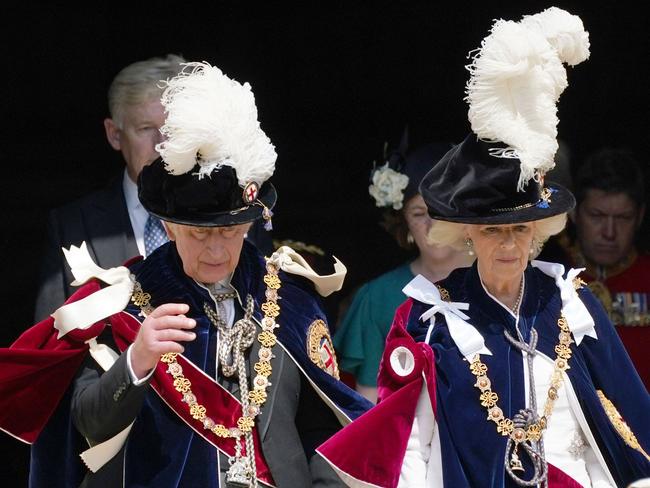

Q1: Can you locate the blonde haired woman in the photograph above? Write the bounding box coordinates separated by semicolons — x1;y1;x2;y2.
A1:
318;7;649;488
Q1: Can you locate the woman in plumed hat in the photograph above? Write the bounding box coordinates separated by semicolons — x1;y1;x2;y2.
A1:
334;131;470;403
0;62;371;488
318;7;650;488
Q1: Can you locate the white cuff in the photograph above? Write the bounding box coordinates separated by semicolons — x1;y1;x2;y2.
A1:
126;345;155;385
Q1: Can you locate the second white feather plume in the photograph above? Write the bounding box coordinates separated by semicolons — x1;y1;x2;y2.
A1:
465;7;589;190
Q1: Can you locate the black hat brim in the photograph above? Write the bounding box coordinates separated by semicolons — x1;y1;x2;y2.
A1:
139;158;277;227
430;182;574;225
147;182;277;227
420;135;576;225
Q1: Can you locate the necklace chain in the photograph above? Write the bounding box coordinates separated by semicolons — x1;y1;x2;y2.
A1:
510;277;524;314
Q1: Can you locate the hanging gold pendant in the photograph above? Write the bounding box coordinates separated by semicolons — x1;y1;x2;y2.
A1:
510;445;524;472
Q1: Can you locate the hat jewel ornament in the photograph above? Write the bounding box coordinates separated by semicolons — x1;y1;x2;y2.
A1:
465;7;590;190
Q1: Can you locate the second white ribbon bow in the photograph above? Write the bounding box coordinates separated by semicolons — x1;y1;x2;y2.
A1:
51;242;134;338
532;260;597;345
403;275;492;361
270;246;346;297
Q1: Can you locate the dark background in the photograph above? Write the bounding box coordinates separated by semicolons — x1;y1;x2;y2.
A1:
1;1;648;484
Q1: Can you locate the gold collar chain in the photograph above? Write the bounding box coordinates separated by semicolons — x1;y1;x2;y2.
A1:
158;258;281;439
131;259;283;487
469;312;573;449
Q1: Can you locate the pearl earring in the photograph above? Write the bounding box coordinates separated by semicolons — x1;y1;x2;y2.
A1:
465;237;474;256
407;232;415;244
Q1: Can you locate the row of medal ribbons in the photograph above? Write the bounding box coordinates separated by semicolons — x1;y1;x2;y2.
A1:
611;292;650;326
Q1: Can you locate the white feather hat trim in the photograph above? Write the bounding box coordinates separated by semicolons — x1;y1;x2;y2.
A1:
155;62;277;188
465;7;589;190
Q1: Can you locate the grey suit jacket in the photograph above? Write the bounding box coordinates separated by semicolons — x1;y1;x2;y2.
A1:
34;177;139;322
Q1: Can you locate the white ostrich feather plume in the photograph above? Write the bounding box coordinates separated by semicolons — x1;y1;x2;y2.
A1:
155;62;277;187
465;7;590;190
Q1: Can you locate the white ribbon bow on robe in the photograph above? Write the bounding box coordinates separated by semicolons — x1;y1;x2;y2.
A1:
51;242;134;338
402;275;492;361
269;246;346;297
531;260;597;345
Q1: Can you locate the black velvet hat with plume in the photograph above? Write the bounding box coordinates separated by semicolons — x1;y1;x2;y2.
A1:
420;7;590;224
139;62;277;228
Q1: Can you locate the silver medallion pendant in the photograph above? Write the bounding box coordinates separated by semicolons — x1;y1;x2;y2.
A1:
226;459;253;488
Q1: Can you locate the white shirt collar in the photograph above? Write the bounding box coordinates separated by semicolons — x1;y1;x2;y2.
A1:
122;170;141;212
122;170;148;256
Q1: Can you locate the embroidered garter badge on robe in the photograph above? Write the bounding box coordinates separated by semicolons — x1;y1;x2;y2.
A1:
307;319;340;379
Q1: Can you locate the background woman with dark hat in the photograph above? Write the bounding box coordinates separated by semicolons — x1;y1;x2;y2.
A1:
0;62;371;488
318;7;649;488
334;131;470;403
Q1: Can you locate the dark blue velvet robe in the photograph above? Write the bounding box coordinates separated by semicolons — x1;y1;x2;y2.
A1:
405;263;650;488
29;241;371;487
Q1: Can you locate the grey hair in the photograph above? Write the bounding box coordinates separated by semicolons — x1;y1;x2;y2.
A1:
427;213;567;260
107;54;186;127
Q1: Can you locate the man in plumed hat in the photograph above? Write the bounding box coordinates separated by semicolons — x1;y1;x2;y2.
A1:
33;54;274;325
0;62;371;487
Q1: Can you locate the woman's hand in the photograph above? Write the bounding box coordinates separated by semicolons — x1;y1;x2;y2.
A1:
130;303;196;379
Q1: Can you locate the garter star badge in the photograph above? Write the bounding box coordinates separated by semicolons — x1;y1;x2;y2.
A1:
243;181;259;204
307;319;340;379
